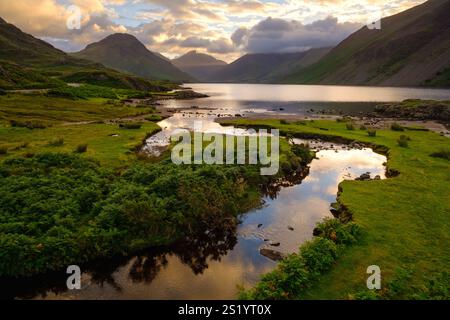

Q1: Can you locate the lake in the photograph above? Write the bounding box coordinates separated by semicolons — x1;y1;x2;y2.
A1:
161;83;450;115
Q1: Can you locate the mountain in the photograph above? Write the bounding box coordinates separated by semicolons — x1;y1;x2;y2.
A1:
0;18;172;90
283;0;450;87
206;48;330;83
73;34;194;82
154;52;171;62
172;50;227;82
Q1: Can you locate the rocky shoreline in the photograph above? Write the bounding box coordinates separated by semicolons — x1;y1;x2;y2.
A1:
373;99;450;123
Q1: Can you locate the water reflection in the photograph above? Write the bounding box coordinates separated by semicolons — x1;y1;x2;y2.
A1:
2;142;387;300
161;83;450;113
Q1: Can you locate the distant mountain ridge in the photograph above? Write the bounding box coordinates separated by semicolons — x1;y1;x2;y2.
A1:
205;48;331;83
0;18;175;90
282;0;450;87
172;50;227;82
73;34;195;82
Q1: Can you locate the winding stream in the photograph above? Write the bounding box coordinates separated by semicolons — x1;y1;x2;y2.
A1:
2;121;386;299
11;83;438;300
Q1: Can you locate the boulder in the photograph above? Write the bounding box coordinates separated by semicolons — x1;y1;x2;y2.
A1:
260;248;286;261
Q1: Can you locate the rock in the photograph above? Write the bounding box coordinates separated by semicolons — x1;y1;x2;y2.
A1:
260;248;286;261
313;227;321;236
330;208;340;218
288;226;294;231
356;172;372;181
269;241;281;247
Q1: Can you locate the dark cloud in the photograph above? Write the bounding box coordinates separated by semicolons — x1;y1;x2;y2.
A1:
231;27;249;47
232;16;361;53
207;38;235;54
180;36;211;47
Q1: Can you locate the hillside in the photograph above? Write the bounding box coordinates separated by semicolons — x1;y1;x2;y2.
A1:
283;0;450;87
73;34;195;83
207;48;330;83
0;18;174;91
172;50;227;82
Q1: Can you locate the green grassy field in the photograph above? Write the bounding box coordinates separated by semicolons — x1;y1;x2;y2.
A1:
0;93;161;166
223;118;450;299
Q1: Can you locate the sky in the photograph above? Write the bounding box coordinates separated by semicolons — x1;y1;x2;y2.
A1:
0;0;426;62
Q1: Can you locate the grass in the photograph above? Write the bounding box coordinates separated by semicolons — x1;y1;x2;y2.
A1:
430;149;450;161
47;84;151;100
397;135;411;148
391;123;405;131
223;118;450;299
0;93;161;166
119;122;143;129
0;93;154;125
0;122;160;166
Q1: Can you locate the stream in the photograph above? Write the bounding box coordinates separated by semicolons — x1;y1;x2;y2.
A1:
1;113;386;300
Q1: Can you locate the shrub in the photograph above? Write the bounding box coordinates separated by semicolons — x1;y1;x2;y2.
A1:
314;218;361;245
10;120;47;129
431;149;450;161
359;125;367;130
336;117;352;123
75;144;88;153
120;122;142;129
12;142;29;151
292;143;313;165
346;123;355;131
48;137;64;147
300;238;338;276
368;129;377;137
391;123;405;131
281;161;292;174
145;115;163;122
397;135;410;148
280;119;289;125
0;146;7;155
240;237;339;300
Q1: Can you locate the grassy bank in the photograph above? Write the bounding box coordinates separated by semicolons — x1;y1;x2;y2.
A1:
0;92;312;277
223;118;450;299
0;92;163;166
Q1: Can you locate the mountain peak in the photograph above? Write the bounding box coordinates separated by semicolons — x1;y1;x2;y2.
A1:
74;33;194;82
173;51;227;67
92;33;144;49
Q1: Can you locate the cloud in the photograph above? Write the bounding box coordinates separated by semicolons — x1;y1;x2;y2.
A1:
207;38;235;54
232;16;361;53
0;0;426;61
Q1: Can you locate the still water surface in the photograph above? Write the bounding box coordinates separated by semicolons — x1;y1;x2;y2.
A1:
162;83;450;115
3;141;386;300
3;84;413;300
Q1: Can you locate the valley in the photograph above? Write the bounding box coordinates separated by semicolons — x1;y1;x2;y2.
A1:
0;0;449;302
